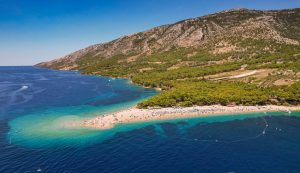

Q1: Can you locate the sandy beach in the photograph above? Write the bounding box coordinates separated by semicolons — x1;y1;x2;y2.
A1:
80;105;300;129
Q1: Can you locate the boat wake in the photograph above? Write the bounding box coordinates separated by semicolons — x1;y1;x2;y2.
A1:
18;85;29;92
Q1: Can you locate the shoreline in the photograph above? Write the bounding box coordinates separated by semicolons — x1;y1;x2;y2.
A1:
79;105;300;129
34;68;300;130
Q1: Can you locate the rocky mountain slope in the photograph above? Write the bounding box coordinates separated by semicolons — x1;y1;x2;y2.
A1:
37;8;300;71
37;8;300;107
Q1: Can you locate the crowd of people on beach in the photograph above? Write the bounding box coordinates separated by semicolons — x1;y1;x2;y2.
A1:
82;105;297;129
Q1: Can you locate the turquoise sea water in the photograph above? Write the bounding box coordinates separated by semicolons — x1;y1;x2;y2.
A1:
1;66;300;173
2;66;157;148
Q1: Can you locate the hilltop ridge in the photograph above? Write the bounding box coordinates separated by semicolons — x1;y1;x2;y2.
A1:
37;8;300;70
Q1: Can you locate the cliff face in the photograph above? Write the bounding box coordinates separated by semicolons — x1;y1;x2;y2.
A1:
36;8;300;70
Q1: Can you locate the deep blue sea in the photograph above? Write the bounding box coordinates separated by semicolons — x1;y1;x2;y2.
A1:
0;66;300;173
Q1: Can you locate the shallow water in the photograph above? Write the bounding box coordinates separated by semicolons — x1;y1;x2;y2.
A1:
1;66;157;148
1;66;300;173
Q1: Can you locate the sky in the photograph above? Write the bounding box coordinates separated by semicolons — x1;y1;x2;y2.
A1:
1;0;300;66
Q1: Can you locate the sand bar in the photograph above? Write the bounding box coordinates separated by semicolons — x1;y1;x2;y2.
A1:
79;105;300;129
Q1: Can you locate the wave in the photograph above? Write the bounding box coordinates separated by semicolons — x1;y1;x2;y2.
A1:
35;75;49;81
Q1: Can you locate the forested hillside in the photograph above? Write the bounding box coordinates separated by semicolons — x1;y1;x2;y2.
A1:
37;8;300;108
